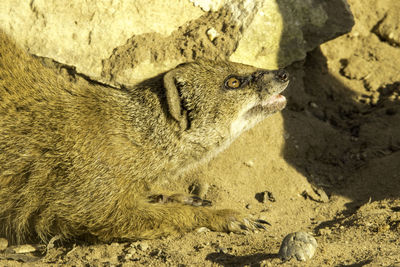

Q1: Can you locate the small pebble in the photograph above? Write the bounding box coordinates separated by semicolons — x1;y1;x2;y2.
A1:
206;28;219;42
377;224;390;233
319;228;332;236
7;244;41;254
196;227;211;233
278;231;317;262
217;246;228;254
127;247;136;255
302;188;329;203
244;160;254;167
255;191;276;203
188;181;209;198
283;132;290;139
315;188;329;203
138;242;149;251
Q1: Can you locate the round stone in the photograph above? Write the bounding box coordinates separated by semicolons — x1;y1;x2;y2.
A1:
278;231;317;262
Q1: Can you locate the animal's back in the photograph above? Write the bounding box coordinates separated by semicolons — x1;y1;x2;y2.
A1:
0;30;182;243
0;31;131;242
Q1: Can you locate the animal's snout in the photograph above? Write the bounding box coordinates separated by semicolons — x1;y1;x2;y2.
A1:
275;70;289;83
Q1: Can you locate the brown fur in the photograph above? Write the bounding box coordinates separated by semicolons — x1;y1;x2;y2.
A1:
0;30;289;244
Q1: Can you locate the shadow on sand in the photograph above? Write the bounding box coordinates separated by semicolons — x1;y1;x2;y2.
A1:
276;1;400;209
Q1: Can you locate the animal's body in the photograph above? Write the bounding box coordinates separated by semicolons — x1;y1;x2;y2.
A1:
0;30;289;243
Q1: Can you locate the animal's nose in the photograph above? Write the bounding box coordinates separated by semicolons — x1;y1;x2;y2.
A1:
275;70;289;83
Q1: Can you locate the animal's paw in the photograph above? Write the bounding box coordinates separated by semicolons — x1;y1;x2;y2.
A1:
208;209;270;234
227;217;270;233
148;193;212;207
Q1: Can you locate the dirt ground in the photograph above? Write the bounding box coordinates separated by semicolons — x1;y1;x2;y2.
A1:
1;0;400;266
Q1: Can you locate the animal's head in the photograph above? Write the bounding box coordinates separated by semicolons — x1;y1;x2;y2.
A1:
163;59;289;138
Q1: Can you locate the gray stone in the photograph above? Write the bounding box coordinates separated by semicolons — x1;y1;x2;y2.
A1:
278;231;317;262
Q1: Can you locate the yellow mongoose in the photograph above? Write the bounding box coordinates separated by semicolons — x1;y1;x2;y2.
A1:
0;30;289;244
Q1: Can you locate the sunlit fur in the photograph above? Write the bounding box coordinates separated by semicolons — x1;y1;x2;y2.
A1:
0;30;288;244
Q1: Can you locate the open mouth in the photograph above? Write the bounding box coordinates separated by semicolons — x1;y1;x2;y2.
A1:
246;94;287;116
244;69;289;117
261;94;286;109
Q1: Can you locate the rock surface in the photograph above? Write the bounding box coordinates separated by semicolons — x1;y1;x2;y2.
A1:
0;0;204;81
230;0;354;69
373;1;400;47
0;0;353;86
278;232;317;262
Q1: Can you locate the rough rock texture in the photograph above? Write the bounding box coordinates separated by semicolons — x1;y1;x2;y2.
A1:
372;1;400;47
0;0;353;86
0;0;204;80
278;231;317;262
231;0;354;68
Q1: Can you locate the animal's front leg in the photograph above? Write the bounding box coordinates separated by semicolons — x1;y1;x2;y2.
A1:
90;201;269;241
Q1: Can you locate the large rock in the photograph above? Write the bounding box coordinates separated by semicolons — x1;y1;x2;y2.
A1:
231;0;355;68
0;0;353;86
0;0;204;80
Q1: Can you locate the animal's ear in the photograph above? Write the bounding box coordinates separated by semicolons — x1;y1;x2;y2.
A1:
163;69;188;130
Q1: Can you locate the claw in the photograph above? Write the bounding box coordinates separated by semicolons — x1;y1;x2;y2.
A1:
148;194;167;203
226;217;269;233
256;223;267;230
188;196;212;207
256;219;271;226
201;199;212;206
240;224;249;231
148;194;212;207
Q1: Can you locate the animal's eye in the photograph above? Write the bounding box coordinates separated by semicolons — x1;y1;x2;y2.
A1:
225;77;241;89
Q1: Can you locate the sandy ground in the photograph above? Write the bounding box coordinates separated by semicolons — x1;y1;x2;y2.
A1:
1;0;400;266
